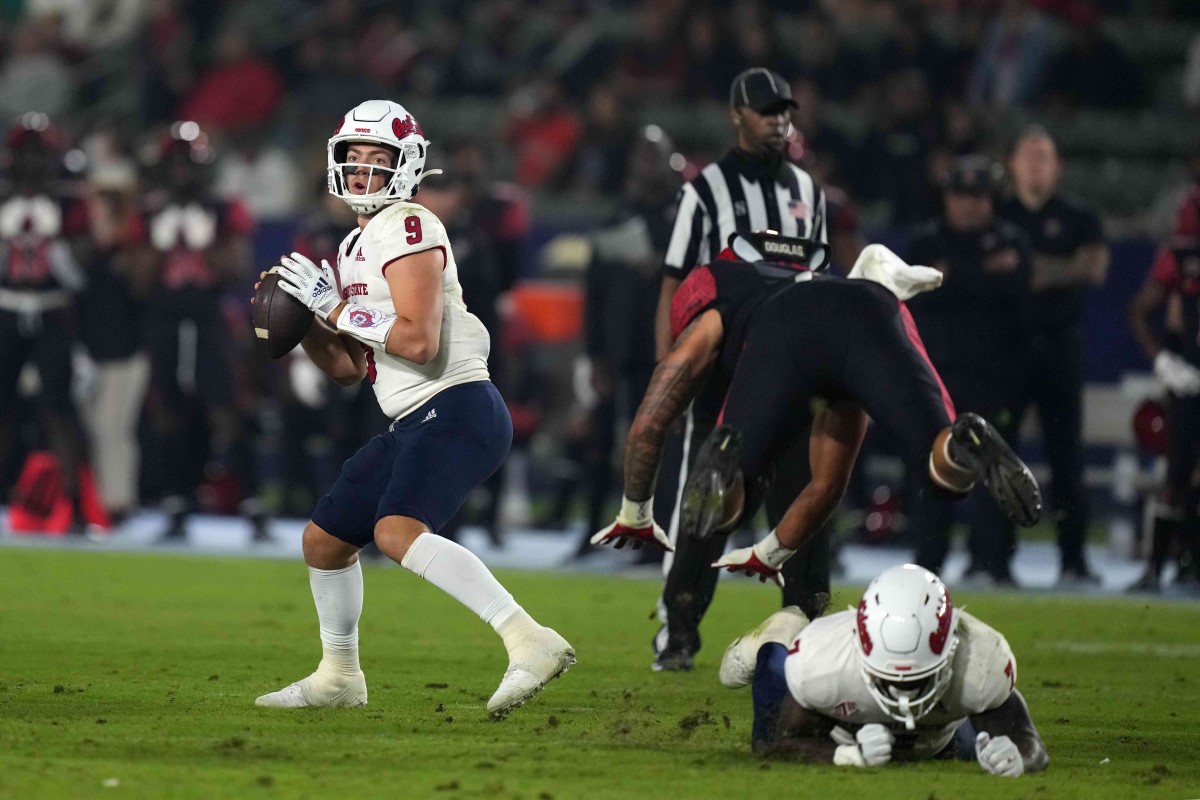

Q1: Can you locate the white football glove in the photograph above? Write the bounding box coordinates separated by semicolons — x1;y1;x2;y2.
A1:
590;496;672;551
833;723;894;767
1153;350;1200;396
849;243;943;301
975;732;1024;777
274;252;341;320
712;531;795;587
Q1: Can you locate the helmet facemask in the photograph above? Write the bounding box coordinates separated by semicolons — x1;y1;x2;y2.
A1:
861;637;957;730
328;139;428;215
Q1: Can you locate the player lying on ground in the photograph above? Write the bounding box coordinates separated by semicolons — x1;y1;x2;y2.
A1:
719;564;1048;775
252;100;573;719
592;233;1042;587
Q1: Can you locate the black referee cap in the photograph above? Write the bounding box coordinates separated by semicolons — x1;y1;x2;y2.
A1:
729;68;798;114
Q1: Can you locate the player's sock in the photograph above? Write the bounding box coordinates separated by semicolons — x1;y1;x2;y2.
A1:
1149;513;1181;580
929;427;975;493
750;642;790;749
309;561;364;679
401;531;528;633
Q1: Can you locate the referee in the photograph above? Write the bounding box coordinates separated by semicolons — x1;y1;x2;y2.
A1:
650;68;828;672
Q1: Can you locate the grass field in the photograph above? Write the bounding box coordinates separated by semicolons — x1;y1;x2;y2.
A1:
1;549;1198;799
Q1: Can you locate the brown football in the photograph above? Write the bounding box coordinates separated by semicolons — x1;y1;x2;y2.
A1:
252;272;314;359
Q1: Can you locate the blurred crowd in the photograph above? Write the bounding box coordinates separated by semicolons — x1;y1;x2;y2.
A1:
0;0;1197;588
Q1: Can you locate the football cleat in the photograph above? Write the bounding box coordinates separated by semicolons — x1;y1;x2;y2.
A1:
680;425;744;541
947;413;1042;527
254;669;368;708
487;626;575;720
719;606;809;689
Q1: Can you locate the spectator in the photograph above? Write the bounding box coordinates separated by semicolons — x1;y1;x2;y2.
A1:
505;78;582;189
793;9;867;104
682;9;739;103
876;2;957;101
138;0;196;127
214;126;302;223
613;2;686;101
0;20;74;122
968;0;1054;108
179;26;284;135
570;83;633;198
1042;4;1145;110
790;77;855;201
857;70;939;224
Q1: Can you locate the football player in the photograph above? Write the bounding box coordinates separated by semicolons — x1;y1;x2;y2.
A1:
0;114;89;530
719;564;1048;776
592;234;1041;589
254;100;574;718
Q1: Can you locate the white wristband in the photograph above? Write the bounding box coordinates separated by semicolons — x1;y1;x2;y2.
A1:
753;530;796;569
833;744;866;767
335;302;397;346
617;495;654;527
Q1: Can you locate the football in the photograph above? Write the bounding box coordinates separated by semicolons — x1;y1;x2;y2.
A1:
252;272;314;359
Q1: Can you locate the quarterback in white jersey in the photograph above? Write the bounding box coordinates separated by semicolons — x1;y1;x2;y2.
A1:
721;564;1047;776
254;100;573;719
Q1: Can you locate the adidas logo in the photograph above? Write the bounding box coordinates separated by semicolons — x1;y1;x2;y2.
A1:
354;247;366;262
421;408;437;423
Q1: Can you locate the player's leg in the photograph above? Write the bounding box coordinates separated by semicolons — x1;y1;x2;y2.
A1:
1033;330;1094;581
719;606;809;689
32;309;87;523
255;433;394;708
0;310;31;479
841;287;1040;527
1134;394;1200;591
370;381;574;719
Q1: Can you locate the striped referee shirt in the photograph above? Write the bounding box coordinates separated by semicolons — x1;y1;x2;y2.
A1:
664;148;827;279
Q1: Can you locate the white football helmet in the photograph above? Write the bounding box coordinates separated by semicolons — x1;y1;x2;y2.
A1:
327;100;440;215
855;564;959;730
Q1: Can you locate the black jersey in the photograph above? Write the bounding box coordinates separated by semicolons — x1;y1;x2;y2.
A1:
998;193;1104;330
670;248;821;389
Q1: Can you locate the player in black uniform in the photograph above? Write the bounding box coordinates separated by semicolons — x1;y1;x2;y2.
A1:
139;123;267;542
0;116;89;530
593;232;1041;588
998;127;1109;585
1128;236;1200;591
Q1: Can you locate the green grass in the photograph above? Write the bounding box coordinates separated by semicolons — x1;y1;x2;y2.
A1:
1;549;1198;799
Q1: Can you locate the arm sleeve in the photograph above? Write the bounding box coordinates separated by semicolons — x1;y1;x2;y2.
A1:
377;205;449;274
663;183;709;281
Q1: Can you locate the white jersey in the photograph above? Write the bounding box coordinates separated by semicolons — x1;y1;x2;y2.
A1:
784;609;1015;759
334;201;491;420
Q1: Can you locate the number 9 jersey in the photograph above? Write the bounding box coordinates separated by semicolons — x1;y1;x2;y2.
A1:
334;201;491;420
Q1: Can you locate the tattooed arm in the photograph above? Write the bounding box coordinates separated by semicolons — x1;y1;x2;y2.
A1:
624;309;725;501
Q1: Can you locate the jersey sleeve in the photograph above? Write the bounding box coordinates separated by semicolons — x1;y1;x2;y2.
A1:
663;183;710;280
956;613;1017;714
377;205;449;275
669;265;718;340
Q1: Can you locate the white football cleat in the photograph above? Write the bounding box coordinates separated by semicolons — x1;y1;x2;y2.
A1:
254;669;368;708
719;606;809;689
487;626;575;720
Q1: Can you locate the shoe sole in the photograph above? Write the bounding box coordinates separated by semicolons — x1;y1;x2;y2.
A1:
681;426;743;541
952;414;1042;527
488;650;576;721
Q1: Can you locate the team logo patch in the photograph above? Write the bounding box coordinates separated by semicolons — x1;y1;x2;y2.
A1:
833;701;857;719
392;114;423;140
355;247;366;262
348;308;385;328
